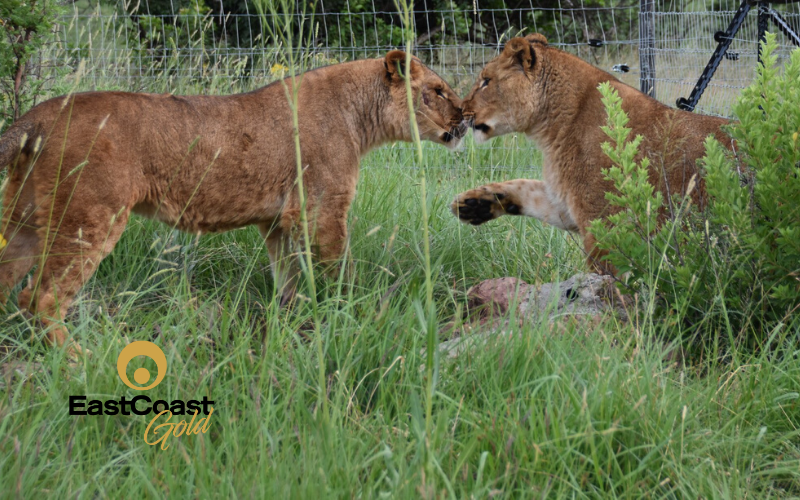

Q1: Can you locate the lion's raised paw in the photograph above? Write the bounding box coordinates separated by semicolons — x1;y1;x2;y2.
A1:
451;186;521;225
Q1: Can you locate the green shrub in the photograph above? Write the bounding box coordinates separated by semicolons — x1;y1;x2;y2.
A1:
591;33;800;345
129;0;215;53
0;0;63;126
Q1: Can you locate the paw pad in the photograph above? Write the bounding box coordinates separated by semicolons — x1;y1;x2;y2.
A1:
452;189;516;226
454;198;497;225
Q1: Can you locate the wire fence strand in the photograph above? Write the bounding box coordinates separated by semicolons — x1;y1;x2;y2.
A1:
40;1;800;118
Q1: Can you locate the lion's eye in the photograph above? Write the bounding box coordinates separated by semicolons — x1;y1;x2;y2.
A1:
435;88;445;98
480;78;490;89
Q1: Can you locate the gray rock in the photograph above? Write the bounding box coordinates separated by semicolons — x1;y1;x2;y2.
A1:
467;272;626;323
430;273;629;359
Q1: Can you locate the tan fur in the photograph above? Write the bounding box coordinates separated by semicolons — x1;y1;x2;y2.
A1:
451;34;730;272
0;51;464;350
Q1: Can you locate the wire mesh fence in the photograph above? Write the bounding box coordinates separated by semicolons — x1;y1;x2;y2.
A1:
36;1;800;119
649;0;800;116
48;1;641;95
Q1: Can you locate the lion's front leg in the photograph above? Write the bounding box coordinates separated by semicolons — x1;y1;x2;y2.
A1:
311;192;355;281
259;225;300;307
287;191;354;274
451;179;577;231
580;231;618;276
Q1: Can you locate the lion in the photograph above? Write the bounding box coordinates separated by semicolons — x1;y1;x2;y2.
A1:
451;34;730;272
0;50;465;351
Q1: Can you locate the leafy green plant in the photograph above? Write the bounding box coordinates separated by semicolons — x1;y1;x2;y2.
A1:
591;33;800;345
0;0;63;126
134;1;214;54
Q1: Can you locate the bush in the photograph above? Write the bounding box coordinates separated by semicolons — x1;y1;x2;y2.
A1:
591;33;800;346
0;0;63;126
126;0;215;52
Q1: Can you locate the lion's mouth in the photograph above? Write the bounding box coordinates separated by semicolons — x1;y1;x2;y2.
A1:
467;117;494;144
442;122;468;143
462;115;494;134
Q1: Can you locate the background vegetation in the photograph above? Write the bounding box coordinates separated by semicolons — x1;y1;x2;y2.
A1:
0;0;64;124
125;0;636;47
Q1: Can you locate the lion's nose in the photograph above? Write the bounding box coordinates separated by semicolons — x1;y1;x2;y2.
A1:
461;93;475;107
461;114;475;129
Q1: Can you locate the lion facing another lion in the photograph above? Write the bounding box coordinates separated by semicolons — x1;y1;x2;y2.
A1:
452;34;731;271
1;34;736;352
0;51;465;351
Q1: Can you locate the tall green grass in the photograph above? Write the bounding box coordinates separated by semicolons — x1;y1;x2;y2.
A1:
1;140;798;497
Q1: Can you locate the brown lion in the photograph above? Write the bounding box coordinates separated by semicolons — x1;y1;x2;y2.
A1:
0;51;465;351
451;34;731;272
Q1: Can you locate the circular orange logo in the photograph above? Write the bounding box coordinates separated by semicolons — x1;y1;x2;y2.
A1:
117;341;167;391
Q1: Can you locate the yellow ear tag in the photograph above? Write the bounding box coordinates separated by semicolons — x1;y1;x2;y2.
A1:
0;234;6;251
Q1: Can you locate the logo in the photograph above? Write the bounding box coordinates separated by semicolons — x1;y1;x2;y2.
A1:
69;341;215;450
117;341;167;390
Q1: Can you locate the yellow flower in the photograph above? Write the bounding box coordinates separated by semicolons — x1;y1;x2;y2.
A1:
0;233;7;251
270;63;289;76
793;131;798;143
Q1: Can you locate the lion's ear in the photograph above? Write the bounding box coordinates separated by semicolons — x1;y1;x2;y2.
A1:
525;33;548;46
503;37;535;70
384;50;422;81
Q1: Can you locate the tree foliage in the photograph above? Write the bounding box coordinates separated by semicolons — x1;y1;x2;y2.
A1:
0;0;63;125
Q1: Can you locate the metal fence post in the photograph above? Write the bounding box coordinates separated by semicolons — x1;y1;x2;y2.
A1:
758;1;770;64
639;0;657;98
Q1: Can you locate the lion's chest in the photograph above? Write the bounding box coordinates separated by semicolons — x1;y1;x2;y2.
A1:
541;159;579;231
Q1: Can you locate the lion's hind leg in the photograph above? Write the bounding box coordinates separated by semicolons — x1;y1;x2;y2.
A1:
451;179;577;231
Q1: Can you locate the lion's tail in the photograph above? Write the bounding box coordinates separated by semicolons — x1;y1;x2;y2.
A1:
0;119;39;174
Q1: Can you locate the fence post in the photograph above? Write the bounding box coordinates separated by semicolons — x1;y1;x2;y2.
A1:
757;1;770;65
639;0;656;98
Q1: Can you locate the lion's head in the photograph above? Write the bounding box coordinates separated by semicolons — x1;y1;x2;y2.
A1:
384;51;466;149
461;34;549;143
